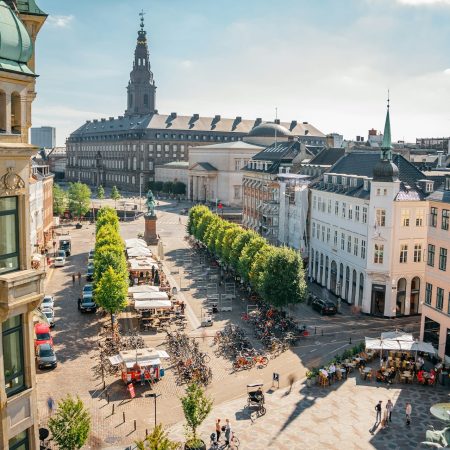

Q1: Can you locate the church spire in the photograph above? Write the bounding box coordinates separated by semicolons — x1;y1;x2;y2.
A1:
125;10;157;116
381;91;392;161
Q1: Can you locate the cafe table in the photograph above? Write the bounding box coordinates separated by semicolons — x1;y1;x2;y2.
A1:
430;403;450;422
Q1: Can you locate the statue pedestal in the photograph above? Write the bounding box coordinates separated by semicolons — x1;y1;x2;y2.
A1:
144;214;158;245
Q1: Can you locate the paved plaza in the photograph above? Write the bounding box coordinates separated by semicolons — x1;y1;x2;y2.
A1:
35;200;446;449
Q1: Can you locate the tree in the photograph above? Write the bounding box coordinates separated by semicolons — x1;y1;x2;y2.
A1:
238;234;267;282
259;247;307;307
162;181;174;194
153;181;163;192
96;208;119;234
173;181;186;196
48;395;91;450
111;185;121;208
203;215;222;253
95;224;122;250
68;182;91;219
194;211;215;242
214;221;235;259
94;244;127;286
221;226;241;265
53;184;67;216
95;266;128;325
147;181;156;192
97;185;105;199
135;424;181;450
229;230;253;271
249;245;272;292
181;383;213;448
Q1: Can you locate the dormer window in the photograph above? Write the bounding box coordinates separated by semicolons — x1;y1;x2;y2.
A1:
425;182;433;193
364;179;369;191
332;176;337;184
342;177;347;186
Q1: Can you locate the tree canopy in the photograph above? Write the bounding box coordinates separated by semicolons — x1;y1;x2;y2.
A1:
95;266;128;315
111;186;121;201
68;182;91;219
97;185;105;199
53;184;67;216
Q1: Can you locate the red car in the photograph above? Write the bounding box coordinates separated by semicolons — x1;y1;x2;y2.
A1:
34;323;53;350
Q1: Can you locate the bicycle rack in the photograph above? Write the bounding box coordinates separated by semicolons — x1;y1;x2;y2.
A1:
246;304;259;315
225;282;236;295
219;294;233;312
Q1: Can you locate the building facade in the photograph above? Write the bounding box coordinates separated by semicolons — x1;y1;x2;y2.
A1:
420;176;450;361
66;17;324;193
309;106;436;317
0;1;47;449
154;161;189;186
188;141;262;207
30;126;55;149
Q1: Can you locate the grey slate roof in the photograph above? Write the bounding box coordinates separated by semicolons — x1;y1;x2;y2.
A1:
69;114;325;138
190;162;217;171
306;147;345;166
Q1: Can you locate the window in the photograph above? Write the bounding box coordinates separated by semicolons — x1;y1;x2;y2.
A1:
321;225;325;241
400;244;408;263
355;205;360;222
233;186;241;199
439;247;447;271
326;228;330;243
436;288;445;310
414;243;422;262
376;209;386;227
442;210;449;231
376;188;381;196
235;159;242;171
428;244;435;267
361;240;366;259
383;189;387;195
348;205;353;220
335;201;339;215
401;209;410;227
431;207;438;227
425;283;433;305
312;222;316;238
0;197;19;274
313;196;317;210
416;209;424;227
327;199;332;214
347;235;351;253
341;233;345;251
354;237;359;256
362;207;367;224
9;429;29;450
342;202;346;218
3;315;25;397
333;230;338;247
374;244;384;264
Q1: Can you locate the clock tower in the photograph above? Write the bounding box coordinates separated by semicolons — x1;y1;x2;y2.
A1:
125;11;157;116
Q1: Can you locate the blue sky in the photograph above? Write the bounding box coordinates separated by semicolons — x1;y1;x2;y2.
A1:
34;0;450;146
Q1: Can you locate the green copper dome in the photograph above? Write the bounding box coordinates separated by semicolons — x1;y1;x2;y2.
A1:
0;0;34;76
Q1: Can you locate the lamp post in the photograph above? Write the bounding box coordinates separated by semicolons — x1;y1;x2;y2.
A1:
146;393;161;428
336;281;341;314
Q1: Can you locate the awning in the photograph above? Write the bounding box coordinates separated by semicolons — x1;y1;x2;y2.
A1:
32;254;42;262
125;358;161;368
108;349;170;366
134;300;172;310
128;285;161;294
127;247;152;257
133;292;169;301
365;337;436;354
125;238;148;249
381;331;413;341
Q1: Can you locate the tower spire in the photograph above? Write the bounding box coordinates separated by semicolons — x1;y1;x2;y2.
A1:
381;90;392;161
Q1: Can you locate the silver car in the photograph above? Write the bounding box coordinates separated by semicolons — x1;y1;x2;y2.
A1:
36;343;57;370
42;309;55;328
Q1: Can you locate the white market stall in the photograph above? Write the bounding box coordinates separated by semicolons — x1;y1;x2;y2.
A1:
127;247;152;258
125;238;148;249
134;300;172;311
133;292;169;301
128;285;161;294
365;336;436;354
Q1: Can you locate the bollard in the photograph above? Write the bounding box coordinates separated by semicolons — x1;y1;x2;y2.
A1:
314;327;317;335
103;381;106;390
107;393;110;404
123;411;126;423
134;420;137;431
146;429;148;437
112;404;115;415
349;337;352;344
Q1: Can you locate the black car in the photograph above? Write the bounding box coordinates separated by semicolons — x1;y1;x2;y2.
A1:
86;265;94;282
312;298;337;315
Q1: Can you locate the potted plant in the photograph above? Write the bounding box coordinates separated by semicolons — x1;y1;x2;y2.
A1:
135;424;180;450
181;383;213;450
306;368;318;387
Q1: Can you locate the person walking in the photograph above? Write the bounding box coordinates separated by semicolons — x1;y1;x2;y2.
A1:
47;396;55;416
386;399;394;422
72;273;75;285
215;418;221;442
405;402;412;426
375;400;382;423
77;271;81;285
224;419;232;446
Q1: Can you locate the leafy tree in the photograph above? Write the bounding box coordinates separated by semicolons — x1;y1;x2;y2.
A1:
229;230;254;272
153;181;164;192
147;181;156;192
68;182;91;219
95;266;128;325
53;184;67;216
111;185;121;208
260;247;307;307
135;424;181;450
162;181;174;194
188;205;211;237
194;211;215;242
214;221;235;259
221;226;241;264
48;395;91;450
203;215;221;252
249;245;272;291
238;234;267;281
95;224;122;250
94;244;127;286
97;185;105;199
96;207;119;233
181;383;213;448
173;181;186;196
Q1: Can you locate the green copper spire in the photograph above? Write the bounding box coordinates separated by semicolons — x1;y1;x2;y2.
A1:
381;92;392;161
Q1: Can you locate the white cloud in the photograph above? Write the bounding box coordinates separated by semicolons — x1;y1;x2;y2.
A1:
444;68;450;75
47;15;74;28
396;0;450;5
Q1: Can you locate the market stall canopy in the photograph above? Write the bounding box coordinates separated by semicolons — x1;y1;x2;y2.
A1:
128;285;161;294
127;247;152;257
134;300;172;310
108;348;169;367
381;331;413;341
128;257;158;272
133;292;169;301
365;337;436;354
125;238;148;249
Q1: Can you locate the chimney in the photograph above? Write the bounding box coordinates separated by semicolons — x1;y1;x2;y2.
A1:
437;151;444;168
274;118;281;125
192;113;199;121
214;114;221;122
290;120;297;131
109;117;114;121
101;118;106;122
254;118;262;127
170;112;177;119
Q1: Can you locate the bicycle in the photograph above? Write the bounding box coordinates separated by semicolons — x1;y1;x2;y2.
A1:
230;433;240;449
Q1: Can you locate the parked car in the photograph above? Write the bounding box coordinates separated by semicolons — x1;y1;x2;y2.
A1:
83;284;94;295
42;309;55;328
36;343;57;370
41;295;54;310
54;256;65;267
311;298;337;315
34;323;53;349
89;249;95;258
78;292;97;313
86;265;94;282
56;250;66;258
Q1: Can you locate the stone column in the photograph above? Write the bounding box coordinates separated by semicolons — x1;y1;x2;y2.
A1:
144;213;158;245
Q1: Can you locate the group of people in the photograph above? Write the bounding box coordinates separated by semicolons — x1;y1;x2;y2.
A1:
212;418;232;447
374;400;412;430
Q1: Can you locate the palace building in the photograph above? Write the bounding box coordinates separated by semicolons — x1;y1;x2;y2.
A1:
65;15;325;192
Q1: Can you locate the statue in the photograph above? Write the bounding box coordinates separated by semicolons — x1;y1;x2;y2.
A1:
145;189;156;217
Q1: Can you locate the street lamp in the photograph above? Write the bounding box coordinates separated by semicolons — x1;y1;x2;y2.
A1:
145;393;161;428
336;281;341;314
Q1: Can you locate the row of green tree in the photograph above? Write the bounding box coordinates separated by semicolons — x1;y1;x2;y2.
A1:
187;205;307;308
147;180;186;195
93;206;128;325
53;182;122;218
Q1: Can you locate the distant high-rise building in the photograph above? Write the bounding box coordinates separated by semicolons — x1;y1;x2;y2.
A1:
30;126;56;148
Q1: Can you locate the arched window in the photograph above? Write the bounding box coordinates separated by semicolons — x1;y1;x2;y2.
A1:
0;90;6;132
11;92;21;134
339;263;344;296
133;156;137;171
319;253;324;285
128;93;133;109
358;273;364;306
330;260;337;294
325;256;329;288
345;266;350;300
351;269;357;304
315;251;319;280
144;94;149;107
410;277;420;314
396;278;407;315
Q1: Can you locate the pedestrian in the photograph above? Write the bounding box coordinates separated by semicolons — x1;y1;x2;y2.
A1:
375;400;382;423
77;271;81;285
215;418;221;442
72;273;75;285
382;409;389;429
386;399;394;422
47;396;55;416
405;402;412;426
224;419;232;446
179;217;182;224
287;373;297;393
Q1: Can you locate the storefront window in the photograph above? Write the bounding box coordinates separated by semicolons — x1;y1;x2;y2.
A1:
424;317;440;350
3;315;25;397
9;429;29;450
0;196;19;274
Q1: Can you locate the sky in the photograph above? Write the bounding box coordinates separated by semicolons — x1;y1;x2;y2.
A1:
33;0;450;146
